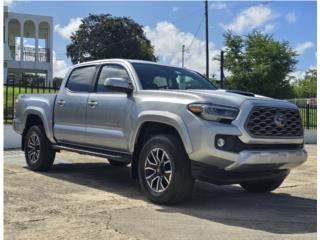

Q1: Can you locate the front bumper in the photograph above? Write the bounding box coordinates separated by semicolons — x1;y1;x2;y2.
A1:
224;148;307;172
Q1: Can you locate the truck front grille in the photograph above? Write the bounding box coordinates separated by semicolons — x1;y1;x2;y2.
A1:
246;106;303;138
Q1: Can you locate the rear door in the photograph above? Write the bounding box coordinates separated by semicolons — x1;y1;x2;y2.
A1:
54;65;97;145
85;64;133;151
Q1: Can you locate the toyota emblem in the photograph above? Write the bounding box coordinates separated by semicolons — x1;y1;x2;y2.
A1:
274;112;286;128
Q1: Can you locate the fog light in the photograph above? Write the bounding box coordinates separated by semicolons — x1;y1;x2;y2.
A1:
217;138;225;148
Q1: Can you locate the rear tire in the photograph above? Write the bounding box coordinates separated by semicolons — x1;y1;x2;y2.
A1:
108;159;128;167
24;125;55;171
240;175;287;193
138;134;194;204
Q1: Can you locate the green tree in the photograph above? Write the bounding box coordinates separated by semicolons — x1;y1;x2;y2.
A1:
53;77;63;89
223;30;297;98
66;14;156;64
208;73;220;87
293;68;317;98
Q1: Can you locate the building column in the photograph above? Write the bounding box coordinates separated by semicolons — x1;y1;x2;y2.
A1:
20;20;24;62
4;18;8;44
47;70;53;87
49;19;53;86
4;65;8;84
35;22;39;63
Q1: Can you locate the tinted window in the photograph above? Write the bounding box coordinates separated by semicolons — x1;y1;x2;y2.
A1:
66;66;96;92
96;64;130;92
132;63;216;90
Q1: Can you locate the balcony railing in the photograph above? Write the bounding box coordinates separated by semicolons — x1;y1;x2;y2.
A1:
23;47;36;62
38;48;50;62
9;46;50;62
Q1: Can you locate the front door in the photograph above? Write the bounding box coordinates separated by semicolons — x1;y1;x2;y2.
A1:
85;64;133;151
54;65;97;145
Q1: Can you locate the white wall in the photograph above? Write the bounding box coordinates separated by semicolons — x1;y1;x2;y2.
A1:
304;129;317;144
4;125;21;149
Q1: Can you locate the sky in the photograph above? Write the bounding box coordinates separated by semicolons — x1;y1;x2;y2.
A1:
6;0;317;79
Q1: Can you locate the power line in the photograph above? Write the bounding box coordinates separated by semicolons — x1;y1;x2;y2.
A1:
186;16;204;52
182;44;185;67
90;8;204;51
205;0;209;78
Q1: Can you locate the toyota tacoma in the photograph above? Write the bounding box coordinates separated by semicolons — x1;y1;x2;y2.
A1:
13;59;307;204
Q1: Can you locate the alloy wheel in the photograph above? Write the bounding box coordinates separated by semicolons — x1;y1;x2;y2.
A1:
27;133;41;164
144;148;173;193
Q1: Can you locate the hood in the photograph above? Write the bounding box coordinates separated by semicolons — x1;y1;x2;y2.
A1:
172;89;272;107
136;89;284;109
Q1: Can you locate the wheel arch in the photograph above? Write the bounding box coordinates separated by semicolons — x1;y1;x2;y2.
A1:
22;108;54;150
130;112;193;178
129;111;193;154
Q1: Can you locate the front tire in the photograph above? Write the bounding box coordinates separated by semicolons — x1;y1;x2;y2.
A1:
138;134;194;204
24;125;56;171
240;175;287;193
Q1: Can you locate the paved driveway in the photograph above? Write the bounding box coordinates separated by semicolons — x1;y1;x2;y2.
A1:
4;145;316;240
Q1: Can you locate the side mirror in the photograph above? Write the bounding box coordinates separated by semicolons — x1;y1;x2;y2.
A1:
103;78;133;93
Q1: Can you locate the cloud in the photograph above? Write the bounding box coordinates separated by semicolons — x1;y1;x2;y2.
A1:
144;21;220;77
286;12;297;24
210;2;228;10
288;70;305;80
4;0;15;6
295;41;314;55
54;18;82;40
263;24;274;33
53;51;69;78
288;65;316;81
219;4;277;33
172;6;180;12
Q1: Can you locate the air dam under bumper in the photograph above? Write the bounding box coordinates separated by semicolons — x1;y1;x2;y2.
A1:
224;148;308;172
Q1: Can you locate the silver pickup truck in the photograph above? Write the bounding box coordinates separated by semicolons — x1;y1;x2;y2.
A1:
13;59;307;204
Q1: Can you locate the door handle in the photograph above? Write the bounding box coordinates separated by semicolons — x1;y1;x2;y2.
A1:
57;99;66;107
88;100;98;108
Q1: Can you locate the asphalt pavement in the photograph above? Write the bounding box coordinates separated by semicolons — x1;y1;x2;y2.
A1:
4;145;316;240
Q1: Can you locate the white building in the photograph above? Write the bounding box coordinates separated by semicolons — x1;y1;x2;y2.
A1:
4;6;53;86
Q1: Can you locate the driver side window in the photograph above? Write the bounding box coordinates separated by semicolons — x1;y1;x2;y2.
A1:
96;64;130;92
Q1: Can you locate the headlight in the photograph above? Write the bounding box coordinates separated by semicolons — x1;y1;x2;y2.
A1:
188;103;239;122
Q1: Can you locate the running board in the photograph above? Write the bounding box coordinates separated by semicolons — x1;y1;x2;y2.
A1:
53;144;131;163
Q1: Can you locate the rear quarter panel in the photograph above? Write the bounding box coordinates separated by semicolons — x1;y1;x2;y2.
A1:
14;94;57;143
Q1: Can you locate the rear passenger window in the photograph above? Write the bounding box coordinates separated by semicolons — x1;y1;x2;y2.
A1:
66;66;96;92
96;64;130;92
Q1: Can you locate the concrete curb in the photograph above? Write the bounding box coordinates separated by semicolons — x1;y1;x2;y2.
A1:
4;125;21;150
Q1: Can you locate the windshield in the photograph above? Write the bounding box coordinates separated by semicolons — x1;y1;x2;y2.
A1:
132;63;216;90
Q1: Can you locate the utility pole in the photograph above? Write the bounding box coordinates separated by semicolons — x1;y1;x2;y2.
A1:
204;0;209;78
220;50;224;89
182;44;185;67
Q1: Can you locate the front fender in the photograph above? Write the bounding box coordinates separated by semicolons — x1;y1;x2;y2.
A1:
129;110;193;154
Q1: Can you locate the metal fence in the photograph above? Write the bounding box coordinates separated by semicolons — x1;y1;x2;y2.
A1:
4;81;59;123
287;98;317;129
3;82;317;129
